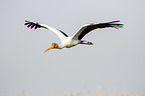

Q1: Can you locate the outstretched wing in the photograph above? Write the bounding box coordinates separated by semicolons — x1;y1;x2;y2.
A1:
72;20;123;40
24;20;68;40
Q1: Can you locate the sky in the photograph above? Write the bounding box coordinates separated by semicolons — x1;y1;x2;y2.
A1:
0;0;145;96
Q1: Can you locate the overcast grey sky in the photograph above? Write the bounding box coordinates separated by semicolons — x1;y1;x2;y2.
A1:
0;0;145;96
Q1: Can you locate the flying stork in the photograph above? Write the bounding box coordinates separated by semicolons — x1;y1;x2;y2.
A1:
24;20;123;53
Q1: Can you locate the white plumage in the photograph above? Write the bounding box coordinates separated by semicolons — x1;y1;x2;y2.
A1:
25;20;123;53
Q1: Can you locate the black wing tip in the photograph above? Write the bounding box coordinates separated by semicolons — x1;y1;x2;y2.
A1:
108;20;124;29
25;20;29;22
110;20;120;23
24;20;42;30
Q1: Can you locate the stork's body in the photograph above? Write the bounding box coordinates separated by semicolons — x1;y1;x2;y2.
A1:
24;20;123;53
60;37;77;48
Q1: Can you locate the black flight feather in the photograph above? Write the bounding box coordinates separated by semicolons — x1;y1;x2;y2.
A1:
57;29;68;37
24;20;69;37
77;20;123;40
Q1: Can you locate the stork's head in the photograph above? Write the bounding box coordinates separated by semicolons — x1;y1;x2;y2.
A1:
44;43;58;53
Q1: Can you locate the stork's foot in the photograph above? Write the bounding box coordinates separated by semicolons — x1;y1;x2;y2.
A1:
79;41;93;45
87;42;93;45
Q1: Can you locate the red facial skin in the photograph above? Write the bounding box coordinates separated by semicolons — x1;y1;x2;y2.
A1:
52;43;58;48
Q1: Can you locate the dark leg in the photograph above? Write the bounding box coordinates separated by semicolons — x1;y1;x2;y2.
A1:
79;40;93;45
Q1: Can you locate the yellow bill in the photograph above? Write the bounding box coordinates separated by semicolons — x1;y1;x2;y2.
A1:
44;45;54;53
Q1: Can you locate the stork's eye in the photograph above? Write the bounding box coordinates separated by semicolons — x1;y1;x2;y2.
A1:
54;44;57;48
52;43;57;48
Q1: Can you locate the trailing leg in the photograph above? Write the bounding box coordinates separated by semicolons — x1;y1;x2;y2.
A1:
79;40;93;45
